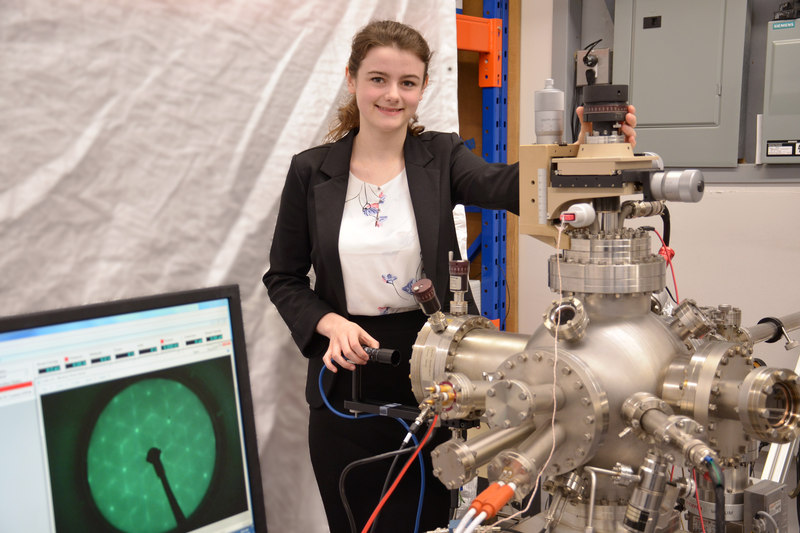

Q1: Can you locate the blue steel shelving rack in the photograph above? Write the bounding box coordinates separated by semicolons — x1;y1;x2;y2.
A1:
458;2;509;330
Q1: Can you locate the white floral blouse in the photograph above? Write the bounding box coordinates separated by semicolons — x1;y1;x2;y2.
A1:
339;169;423;315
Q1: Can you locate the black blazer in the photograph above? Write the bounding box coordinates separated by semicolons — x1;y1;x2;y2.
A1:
263;129;518;406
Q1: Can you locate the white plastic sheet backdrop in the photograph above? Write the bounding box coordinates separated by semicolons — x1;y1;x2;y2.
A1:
0;1;460;531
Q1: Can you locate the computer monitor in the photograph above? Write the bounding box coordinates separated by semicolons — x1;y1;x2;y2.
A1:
0;285;267;533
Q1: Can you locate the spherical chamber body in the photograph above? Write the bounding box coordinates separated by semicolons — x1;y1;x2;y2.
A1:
521;295;688;471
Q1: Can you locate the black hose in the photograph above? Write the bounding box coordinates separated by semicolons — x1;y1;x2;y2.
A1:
714;484;725;533
339;447;415;533
660;204;671;246
705;459;725;533
369;442;411;533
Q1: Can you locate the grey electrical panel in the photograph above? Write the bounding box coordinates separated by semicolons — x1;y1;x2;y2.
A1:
612;0;750;167
743;479;789;532
759;18;800;164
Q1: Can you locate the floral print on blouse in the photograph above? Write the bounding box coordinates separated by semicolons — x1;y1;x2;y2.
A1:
339;169;423;316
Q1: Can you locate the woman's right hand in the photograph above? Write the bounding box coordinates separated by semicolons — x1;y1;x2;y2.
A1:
576;104;637;147
315;312;378;372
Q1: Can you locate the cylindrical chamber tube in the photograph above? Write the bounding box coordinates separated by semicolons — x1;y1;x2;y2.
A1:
487;423;567;499
746;311;800;345
430;423;537;489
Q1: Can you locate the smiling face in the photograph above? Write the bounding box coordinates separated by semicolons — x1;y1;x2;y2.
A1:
346;45;427;137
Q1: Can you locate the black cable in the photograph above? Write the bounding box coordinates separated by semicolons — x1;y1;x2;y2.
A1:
370;423;438;533
571;85;582;142
583;38;602;56
581;38;603;87
339;446;416;533
664;286;678;305
573;39;602;140
370;441;412;533
661;204;671;246
641;225;677;304
570;39;603;142
582;41;600;87
714;484;725;533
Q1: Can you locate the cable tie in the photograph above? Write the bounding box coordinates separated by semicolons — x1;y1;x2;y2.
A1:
659;245;675;261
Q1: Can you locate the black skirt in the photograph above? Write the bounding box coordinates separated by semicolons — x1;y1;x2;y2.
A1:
307;310;452;533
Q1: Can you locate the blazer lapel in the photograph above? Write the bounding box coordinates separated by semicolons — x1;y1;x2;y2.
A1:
314;132;354;313
404;133;441;284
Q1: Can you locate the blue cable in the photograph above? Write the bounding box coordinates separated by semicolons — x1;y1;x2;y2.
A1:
393;417;425;532
703;456;724;486
318;365;425;533
318;365;376;420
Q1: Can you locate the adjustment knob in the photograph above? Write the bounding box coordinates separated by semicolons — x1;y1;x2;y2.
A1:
650;169;704;203
412;278;441;316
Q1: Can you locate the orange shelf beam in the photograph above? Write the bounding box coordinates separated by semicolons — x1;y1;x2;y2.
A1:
456;14;503;87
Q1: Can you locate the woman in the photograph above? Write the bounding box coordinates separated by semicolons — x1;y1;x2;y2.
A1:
264;19;635;533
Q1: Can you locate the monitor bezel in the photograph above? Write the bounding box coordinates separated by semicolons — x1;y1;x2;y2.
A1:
0;284;268;532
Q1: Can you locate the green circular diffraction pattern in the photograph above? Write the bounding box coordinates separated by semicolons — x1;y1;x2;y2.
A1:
87;378;216;533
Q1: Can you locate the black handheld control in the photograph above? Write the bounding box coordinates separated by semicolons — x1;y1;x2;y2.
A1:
362;346;400;366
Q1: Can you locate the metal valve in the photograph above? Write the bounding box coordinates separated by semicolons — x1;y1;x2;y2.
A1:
412;278;447;333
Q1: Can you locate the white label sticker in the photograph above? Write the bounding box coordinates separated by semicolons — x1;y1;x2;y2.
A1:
767;144;794;156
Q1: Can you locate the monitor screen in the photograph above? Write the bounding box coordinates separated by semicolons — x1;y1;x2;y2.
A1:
0;285;267;533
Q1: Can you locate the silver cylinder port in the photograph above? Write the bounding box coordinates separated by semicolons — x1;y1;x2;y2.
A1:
543;297;589;342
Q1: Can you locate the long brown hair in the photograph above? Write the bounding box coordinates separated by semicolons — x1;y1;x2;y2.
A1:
325;20;432;143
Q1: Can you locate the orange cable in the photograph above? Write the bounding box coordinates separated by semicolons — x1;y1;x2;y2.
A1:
692;468;707;533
